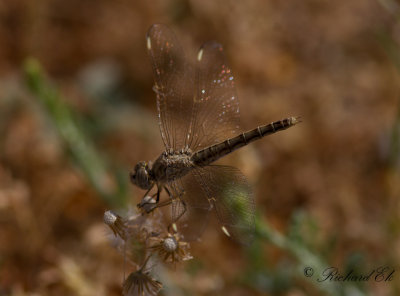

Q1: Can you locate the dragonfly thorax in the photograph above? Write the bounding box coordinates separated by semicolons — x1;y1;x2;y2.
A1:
151;148;194;184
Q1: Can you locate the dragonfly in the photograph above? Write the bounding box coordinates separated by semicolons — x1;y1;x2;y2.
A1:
130;24;299;245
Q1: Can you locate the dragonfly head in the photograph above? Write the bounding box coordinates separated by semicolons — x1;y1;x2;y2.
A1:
130;161;154;190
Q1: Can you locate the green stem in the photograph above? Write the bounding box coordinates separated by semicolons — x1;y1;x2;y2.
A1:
24;58;127;207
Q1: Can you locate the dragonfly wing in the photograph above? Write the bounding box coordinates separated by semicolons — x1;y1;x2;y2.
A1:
146;24;195;150
192;165;255;245
146;25;241;151
187;41;241;151
167;173;212;242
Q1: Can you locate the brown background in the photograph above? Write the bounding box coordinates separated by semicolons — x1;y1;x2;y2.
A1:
1;0;400;295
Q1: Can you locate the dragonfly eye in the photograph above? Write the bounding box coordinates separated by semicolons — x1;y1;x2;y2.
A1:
129;171;136;184
135;161;147;171
131;162;153;190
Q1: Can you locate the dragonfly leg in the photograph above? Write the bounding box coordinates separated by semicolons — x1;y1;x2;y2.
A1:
156;187;161;203
164;186;171;198
154;198;173;208
151;186;175;209
137;186;174;214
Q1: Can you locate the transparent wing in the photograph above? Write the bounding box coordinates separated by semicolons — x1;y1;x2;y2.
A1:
193;165;255;245
147;24;241;151
166;174;212;242
146;24;195;150
167;165;255;245
187;41;241;151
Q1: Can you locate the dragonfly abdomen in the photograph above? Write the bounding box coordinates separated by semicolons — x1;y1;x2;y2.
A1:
192;117;299;166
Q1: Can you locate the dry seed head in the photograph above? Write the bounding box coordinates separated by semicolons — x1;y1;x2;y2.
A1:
104;210;117;225
122;263;162;296
162;236;178;252
149;233;192;265
103;210;127;240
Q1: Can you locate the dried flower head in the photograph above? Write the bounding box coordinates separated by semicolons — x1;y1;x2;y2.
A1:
104;210;127;240
122;257;162;296
149;230;192;264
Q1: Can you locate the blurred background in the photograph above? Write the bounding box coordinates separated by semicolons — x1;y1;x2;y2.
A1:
1;0;400;295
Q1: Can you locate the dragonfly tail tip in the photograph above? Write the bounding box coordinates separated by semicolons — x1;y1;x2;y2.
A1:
291;116;302;125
